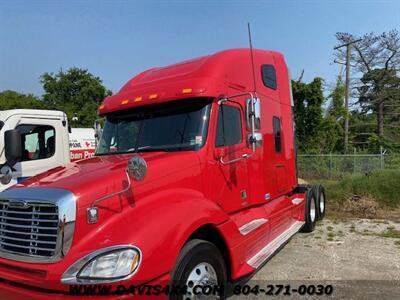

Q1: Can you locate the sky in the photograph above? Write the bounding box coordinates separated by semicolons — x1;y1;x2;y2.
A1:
0;0;399;96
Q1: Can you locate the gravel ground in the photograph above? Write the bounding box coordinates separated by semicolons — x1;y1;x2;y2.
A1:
231;218;400;300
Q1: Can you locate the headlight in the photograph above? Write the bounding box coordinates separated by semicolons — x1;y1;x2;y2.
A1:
78;248;140;279
61;245;141;284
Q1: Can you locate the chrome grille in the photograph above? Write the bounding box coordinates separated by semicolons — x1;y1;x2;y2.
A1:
0;187;76;263
0;200;59;257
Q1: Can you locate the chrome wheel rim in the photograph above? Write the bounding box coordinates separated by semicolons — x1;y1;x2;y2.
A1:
310;197;316;222
185;262;219;300
320;193;325;214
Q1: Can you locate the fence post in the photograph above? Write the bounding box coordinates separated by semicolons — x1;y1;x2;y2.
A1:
329;152;332;179
353;148;356;174
380;146;384;169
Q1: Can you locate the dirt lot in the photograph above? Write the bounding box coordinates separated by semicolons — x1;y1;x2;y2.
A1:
232;218;400;299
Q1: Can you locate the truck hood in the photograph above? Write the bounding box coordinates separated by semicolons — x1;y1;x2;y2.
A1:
14;152;201;208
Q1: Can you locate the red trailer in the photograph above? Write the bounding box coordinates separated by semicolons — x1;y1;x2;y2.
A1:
0;48;325;299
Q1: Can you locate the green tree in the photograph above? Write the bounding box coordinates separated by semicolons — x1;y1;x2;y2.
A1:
0;90;47;110
328;75;346;120
41;68;112;127
358;69;400;137
292;77;344;153
292;77;325;152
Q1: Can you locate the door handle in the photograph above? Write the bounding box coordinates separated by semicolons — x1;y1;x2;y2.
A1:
219;153;250;165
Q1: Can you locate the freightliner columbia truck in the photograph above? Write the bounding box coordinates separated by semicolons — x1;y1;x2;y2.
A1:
0;49;325;299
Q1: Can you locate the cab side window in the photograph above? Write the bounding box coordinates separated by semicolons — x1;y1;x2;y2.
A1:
273;117;282;153
215;105;242;147
16;125;56;161
261;64;277;90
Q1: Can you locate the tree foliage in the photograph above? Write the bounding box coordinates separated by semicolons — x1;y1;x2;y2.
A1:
41;68;112;127
0;90;48;110
327;75;346;120
335;30;400;145
292;77;345;153
292;77;324;147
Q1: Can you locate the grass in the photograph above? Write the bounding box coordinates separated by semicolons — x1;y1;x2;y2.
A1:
351;227;400;239
378;228;400;239
327;232;336;239
313;169;400;208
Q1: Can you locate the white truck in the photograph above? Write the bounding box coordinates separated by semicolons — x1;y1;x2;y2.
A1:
0;109;97;191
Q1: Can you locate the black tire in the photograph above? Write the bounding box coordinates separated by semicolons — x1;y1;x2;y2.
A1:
311;185;322;221
316;185;326;220
170;239;227;300
300;188;317;233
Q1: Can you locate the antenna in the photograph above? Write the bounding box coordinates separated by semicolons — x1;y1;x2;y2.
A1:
247;22;257;93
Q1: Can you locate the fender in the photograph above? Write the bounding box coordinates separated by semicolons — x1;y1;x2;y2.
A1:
131;187;230;284
54;187;230;287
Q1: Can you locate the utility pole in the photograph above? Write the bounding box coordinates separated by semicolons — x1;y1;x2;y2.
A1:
334;39;361;153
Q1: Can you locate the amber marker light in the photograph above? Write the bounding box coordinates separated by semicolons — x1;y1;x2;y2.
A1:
134;96;143;102
121;99;129;105
182;88;192;94
148;94;158;100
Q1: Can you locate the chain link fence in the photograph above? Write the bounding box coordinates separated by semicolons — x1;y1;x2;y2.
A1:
297;152;400;180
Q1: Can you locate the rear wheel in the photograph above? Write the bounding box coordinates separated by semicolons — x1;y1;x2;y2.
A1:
301;189;317;233
170;239;227;300
316;186;326;220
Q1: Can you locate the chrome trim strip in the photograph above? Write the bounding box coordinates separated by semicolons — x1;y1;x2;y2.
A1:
291;197;304;205
1;241;54;251
0;228;56;237
0;221;57;230
247;221;304;268
0;187;76;263
239;218;268;236
61;245;142;284
1;235;57;244
0;215;59;222
0;208;58;216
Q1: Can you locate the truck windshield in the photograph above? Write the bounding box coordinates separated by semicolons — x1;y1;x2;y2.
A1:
96;99;211;155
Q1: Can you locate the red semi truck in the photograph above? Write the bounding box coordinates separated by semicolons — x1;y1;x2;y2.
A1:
0;49;325;299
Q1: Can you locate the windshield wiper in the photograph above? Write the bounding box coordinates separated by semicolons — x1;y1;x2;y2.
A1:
137;146;173;152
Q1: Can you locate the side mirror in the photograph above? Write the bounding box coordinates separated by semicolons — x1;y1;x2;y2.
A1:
246;97;261;130
248;133;263;148
94;122;102;139
5;129;22;166
127;156;147;181
94;120;103;147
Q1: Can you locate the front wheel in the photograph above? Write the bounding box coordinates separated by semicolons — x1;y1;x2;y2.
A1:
170;239;227;300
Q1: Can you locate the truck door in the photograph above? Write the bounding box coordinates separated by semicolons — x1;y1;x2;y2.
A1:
209;102;250;214
265;116;293;238
12;118;66;184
